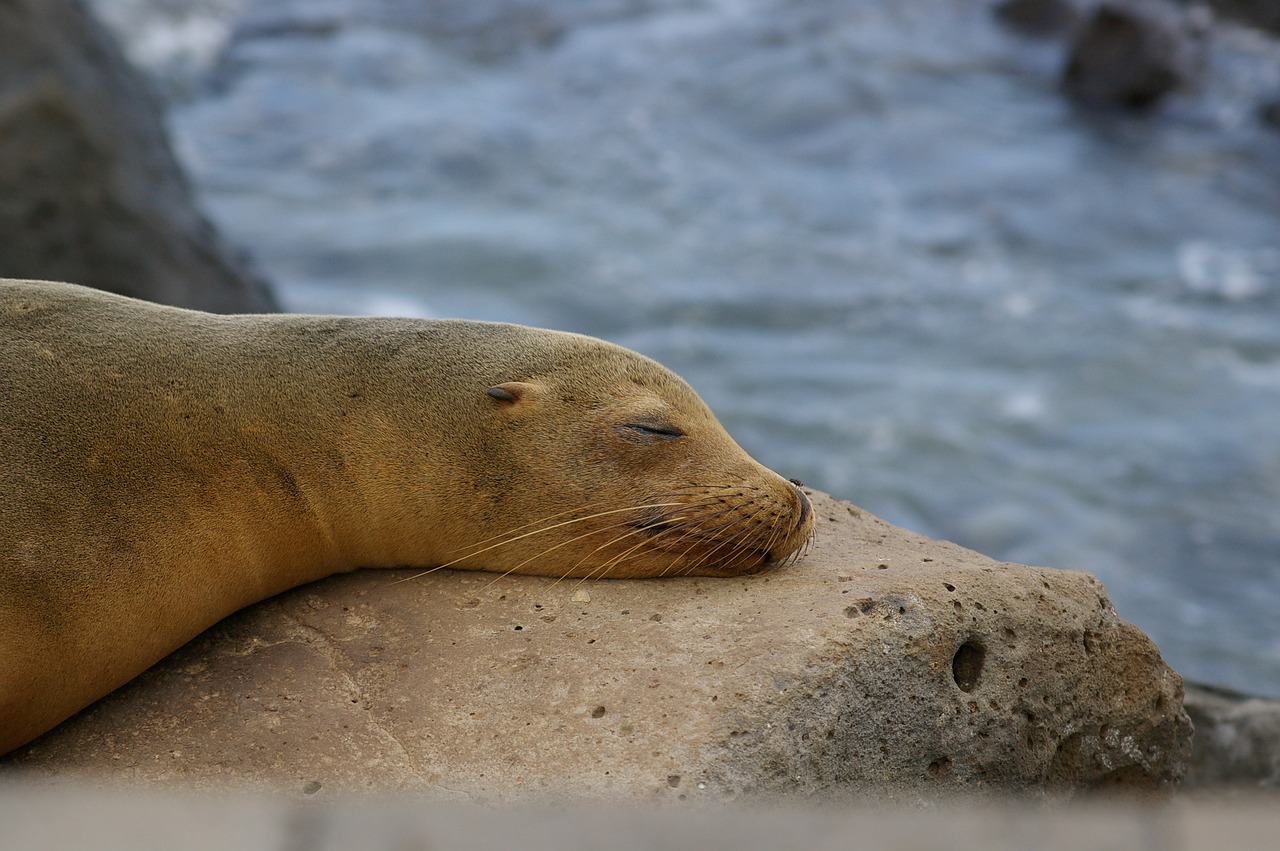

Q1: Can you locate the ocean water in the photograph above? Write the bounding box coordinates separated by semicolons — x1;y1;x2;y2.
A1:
94;0;1280;695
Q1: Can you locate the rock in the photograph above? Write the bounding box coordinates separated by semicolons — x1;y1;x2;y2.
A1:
1260;98;1280;129
995;0;1084;39
1201;0;1280;35
1;491;1190;800
0;0;276;312
1183;683;1280;788
1061;0;1209;109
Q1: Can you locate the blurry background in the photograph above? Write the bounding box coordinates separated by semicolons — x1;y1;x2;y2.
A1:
84;0;1280;696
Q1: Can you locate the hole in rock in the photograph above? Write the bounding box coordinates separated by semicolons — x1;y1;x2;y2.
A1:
591;705;606;718
951;641;986;693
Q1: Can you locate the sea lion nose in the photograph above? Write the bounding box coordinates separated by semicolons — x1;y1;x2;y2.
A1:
789;479;811;528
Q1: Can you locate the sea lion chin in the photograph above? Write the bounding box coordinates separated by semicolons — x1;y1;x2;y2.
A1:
0;278;814;755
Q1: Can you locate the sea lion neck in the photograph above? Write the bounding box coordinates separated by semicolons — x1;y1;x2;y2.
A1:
203;315;456;578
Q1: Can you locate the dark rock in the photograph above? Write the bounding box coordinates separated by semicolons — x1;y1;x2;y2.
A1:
0;0;276;312
1198;0;1280;35
1260;98;1280;128
995;0;1084;39
1062;0;1209;110
1183;683;1280;788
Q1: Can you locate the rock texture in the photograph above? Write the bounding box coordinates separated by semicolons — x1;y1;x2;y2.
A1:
1061;0;1208;109
2;491;1190;800
995;0;1084;38
1183;684;1280;789
1204;0;1280;35
0;0;275;312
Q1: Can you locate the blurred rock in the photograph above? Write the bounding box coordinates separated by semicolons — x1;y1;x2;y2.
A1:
1198;0;1280;35
995;0;1084;39
1183;683;1280;789
3;491;1191;800
1061;0;1209;109
1260;98;1280;128
0;0;275;312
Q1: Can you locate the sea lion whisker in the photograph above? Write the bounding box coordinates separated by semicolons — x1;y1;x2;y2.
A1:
395;502;689;583
498;508;692;588
464;498;752;587
657;529;718;578
441;503;620;550
627;498;777;576
678;530;753;576
559;518;689;582
629;496;752;538
675;514;771;576
500;515;662;581
477;517;655;590
640;517;746;577
756;508;791;562
566;525;669;582
590;539;656;580
649;510;753;545
453;501;687;551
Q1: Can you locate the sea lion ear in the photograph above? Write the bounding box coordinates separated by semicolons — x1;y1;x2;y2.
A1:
486;381;541;405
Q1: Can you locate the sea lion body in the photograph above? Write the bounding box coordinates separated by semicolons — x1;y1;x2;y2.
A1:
0;279;812;755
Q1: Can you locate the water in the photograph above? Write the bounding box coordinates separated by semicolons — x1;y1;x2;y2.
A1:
94;0;1280;695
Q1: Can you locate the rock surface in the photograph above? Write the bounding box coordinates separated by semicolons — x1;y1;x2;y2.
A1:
1061;0;1208;109
1182;684;1280;789
995;0;1084;38
2;491;1191;800
1203;0;1280;35
0;0;275;312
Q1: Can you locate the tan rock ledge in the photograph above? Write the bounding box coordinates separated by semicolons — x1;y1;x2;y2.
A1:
2;491;1190;800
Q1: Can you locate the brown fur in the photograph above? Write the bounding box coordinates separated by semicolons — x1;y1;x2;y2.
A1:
0;279;812;755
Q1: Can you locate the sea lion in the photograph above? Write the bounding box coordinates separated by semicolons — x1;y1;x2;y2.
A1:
0;279;813;755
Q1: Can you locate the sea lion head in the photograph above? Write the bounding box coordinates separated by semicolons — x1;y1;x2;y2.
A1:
420;326;814;580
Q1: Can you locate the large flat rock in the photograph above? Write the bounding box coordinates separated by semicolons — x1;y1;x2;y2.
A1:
3;491;1190;799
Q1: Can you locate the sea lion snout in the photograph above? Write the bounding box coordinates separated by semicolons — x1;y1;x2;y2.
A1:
792;481;812;529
